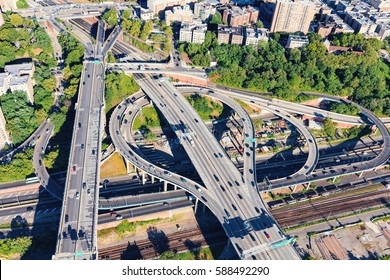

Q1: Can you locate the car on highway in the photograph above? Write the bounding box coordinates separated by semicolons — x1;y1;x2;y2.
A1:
179;177;187;183
220;185;225;192
264;231;270;239
197;187;203;193
116;215;123;220
110;211;117;217
72;165;76;172
163;202;169;206
87;189;91;196
224;217;229;224
78;122;81;128
26;206;34;212
237;193;243;200
81;144;85;149
83;182;86;190
76;192;80;199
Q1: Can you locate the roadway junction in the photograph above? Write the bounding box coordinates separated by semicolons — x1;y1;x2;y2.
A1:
6;4;390;260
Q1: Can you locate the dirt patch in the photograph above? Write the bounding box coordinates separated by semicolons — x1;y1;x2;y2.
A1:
100;152;127;179
98;209;197;249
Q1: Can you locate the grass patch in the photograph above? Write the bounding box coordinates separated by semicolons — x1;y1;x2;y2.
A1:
100;152;127;179
234;98;258;115
16;0;29;9
98;218;162;239
159;244;225;260
133;106;161;131
185;94;224;121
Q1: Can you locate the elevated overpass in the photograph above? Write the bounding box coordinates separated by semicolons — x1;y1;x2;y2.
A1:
129;74;300;259
53;20;106;260
32;121;64;200
169;84;389;190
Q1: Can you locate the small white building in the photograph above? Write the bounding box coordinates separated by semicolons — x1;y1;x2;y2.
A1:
286;35;309;49
307;119;323;130
140;8;154;21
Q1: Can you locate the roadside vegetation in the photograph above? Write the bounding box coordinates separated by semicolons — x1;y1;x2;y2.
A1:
0;149;34;183
98;219;161;239
133;106;161;131
16;0;29;9
185;94;225;121
121;17;172;53
104;72;139;112
179;32;390;116
159;245;225;260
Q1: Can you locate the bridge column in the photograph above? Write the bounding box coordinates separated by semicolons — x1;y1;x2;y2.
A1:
164;181;168;192
194;197;199;213
174;185;178;190
359;171;364;178
289;185;298;193
305;182;311;190
126;159;133;174
142;170;146;185
202;203;206;214
151;175;155;184
332;176;338;183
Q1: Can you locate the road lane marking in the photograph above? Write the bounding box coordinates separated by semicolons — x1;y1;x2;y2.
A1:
4;216;9;220
36;210;41;215
51;208;57;212
29;212;34;216
21;213;26;217
43;209;49;214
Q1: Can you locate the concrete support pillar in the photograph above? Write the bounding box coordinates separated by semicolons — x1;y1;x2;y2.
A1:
332;176;338;183
126;159;133;174
359;171;364;178
202;203;206;214
164;181;168;192
142;170;146;185
305;182;311;190
194;197;199;213
174;185;178;190
292;185;298;193
151;175;155;184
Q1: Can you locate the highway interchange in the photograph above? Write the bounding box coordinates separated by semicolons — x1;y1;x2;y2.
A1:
3;3;390;260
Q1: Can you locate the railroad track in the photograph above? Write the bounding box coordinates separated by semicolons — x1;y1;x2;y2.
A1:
98;225;226;260
272;188;390;228
69;18;96;38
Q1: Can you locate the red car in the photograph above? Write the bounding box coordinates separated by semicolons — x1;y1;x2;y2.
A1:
264;232;270;239
72;165;76;172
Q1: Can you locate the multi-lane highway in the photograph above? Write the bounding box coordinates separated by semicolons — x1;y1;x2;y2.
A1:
130;74;300;259
54;21;105;260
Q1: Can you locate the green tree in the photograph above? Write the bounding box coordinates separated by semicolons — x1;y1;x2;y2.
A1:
210;11;222;24
16;0;29;9
122;10;131;19
256;20;264;28
0;91;38;145
102;9;118;26
9;14;23;27
323;118;336;137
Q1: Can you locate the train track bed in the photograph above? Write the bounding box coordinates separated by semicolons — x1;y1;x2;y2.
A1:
271;186;390;228
98;225;227;260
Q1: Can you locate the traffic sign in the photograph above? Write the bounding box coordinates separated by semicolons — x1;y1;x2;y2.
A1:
74;252;83;257
93;60;100;64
